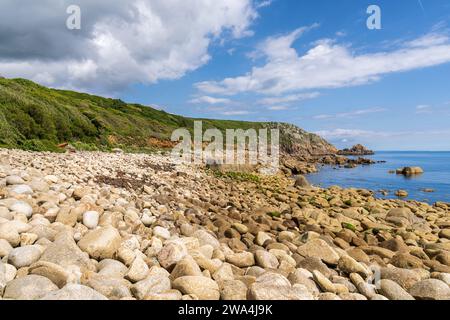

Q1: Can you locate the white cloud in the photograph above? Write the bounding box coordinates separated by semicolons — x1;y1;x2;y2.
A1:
196;28;450;96
313;107;387;120
255;0;273;9
258;92;320;105
315;128;450;140
189;96;232;105
221;110;251;116
415;104;432;114
0;0;258;94
267;105;288;111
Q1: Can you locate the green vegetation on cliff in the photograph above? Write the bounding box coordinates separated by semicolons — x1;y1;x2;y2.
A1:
0;77;336;155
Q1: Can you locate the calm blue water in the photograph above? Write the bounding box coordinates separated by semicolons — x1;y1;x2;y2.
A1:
306;151;450;203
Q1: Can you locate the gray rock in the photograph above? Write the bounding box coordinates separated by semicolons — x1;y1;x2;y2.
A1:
8;245;42;268
9;201;33;218
131;275;171;300
249;272;313;300
255;250;279;269
297;239;340;265
77;226;122;260
4;275;58;300
409;279;450;300
10;184;33;195
40;284;108;300
377;279;415;300
172;276;220;300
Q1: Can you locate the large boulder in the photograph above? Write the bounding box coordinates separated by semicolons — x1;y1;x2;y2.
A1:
77;226;122;260
3;275;58;300
297;239;340;265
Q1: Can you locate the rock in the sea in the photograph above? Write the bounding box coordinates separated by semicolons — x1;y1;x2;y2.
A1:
395;190;408;198
396;167;424;175
77;226;122;260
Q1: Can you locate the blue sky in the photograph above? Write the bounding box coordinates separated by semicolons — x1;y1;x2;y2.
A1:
122;0;450;151
1;0;450;150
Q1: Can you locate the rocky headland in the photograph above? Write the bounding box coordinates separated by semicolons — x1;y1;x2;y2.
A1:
1;148;449;300
338;144;375;156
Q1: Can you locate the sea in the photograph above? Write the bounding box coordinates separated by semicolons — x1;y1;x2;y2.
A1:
305;151;450;204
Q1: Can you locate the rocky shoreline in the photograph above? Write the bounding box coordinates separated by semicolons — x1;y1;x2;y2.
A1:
1;149;449;300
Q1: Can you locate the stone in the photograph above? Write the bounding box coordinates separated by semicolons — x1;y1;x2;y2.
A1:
297;239;340;265
153;226;171;240
220;280;248;300
255;232;272;246
40;284;108;300
294;175;310;188
97;259;128;278
78;226;122;260
0;238;13;257
29;261;70;288
390;253;423;269
377;279;415;300
85;273;132;300
312;270;337;293
297;257;334;278
255;250;279;269
438;229;450;240
125;255;149;283
249;272;313;300
226;251;255;268
10;184;33;195
144;290;182;300
8;245;42;268
408;279;450;300
9;201;33;218
39;231;94;272
337;255;369;277
4;275;58;300
380;267;421;290
172;276;220;300
192;230;220;249
288;269;320;295
158;242;188;269
6;175;25;185
131;275;171;300
171;256;202;280
83;211;99;229
0;223;20;246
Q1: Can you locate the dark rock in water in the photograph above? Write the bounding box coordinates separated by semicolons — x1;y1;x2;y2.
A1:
396;167;424;175
338;144;374;156
421;188;434;193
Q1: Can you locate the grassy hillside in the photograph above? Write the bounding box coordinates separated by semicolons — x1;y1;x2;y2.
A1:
0;77;336;155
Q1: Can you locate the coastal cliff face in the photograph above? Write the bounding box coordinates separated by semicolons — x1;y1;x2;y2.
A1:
270;123;338;157
0;78;337;158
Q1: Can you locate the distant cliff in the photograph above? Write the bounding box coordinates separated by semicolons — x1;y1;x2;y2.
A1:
0;77;337;157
